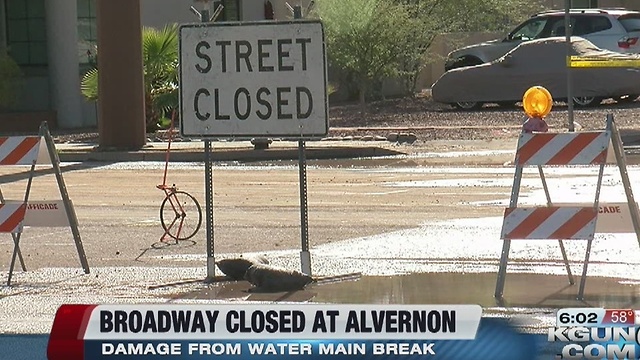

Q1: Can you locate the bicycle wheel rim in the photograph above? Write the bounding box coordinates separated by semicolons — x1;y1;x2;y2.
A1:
160;191;203;240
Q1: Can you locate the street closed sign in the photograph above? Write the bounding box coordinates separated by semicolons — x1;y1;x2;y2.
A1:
179;20;328;138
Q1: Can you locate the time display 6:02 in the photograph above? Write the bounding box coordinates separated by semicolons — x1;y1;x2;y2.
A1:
556;308;604;327
558;312;598;324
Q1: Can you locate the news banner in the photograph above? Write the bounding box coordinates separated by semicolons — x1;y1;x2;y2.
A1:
45;304;640;360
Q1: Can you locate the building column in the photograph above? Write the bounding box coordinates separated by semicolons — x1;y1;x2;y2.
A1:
96;0;145;149
45;0;84;128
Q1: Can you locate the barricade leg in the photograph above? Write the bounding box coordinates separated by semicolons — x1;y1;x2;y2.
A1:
494;239;511;298
7;233;23;286
10;233;26;271
0;189;26;272
558;240;575;285
496;163;524;299
41;123;90;274
577;239;593;301
538;166;575;285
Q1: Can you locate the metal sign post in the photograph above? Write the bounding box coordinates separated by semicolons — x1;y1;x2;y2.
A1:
179;16;328;276
291;2;312;275
190;0;224;281
564;1;575;132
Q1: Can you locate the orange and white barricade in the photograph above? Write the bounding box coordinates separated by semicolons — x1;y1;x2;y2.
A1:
495;114;640;300
0;122;89;285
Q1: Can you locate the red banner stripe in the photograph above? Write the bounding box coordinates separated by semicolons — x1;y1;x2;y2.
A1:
516;134;556;165
549;208;597;239
546;133;601;165
505;207;557;239
47;304;97;360
0;137;39;165
0;203;26;232
592;149;608;165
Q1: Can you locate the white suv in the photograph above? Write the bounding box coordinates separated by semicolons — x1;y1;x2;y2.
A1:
445;8;640;71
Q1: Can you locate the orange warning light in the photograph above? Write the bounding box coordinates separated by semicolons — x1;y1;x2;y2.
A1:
522;86;553;118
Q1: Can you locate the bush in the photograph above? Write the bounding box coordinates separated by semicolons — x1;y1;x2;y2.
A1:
81;24;179;132
0;54;24;110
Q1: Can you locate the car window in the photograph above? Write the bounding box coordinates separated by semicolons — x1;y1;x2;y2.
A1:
618;14;640;32
587;16;612;33
508;17;549;41
549;17;570;36
573;16;594;36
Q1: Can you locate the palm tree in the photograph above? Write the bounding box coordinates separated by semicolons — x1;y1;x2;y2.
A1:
81;23;179;131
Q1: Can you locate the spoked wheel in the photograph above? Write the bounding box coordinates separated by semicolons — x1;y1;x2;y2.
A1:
572;96;601;107
160;190;202;240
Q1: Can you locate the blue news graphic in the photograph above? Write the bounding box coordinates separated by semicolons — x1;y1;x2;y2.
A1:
83;318;540;360
546;326;640;359
0;334;48;360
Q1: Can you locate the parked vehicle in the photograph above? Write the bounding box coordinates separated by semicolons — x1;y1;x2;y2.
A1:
444;8;640;71
432;37;640;110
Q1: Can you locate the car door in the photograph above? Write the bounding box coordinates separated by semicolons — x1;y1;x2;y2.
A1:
488;40;568;102
575;15;616;51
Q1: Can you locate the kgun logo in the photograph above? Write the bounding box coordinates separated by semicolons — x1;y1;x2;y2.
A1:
548;327;639;359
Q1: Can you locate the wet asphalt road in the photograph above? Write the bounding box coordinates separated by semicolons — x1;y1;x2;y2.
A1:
4;151;640;359
0;335;47;360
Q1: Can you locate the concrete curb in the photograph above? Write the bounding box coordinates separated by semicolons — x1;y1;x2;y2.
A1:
56;143;408;162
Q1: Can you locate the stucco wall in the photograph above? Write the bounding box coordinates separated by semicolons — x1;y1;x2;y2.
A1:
141;0;202;27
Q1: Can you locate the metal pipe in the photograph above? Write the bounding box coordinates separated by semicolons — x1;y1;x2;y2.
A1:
565;1;575;132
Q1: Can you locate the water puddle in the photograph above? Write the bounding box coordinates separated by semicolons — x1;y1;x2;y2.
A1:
167;272;640;330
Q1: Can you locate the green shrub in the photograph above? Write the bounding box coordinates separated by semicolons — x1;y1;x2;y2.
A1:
0;53;24;110
81;24;179;132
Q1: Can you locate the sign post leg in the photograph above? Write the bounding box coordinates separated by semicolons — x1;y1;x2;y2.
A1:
298;140;311;275
205;140;215;280
194;5;219;281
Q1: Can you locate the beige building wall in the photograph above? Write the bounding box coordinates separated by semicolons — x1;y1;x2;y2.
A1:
271;0;314;19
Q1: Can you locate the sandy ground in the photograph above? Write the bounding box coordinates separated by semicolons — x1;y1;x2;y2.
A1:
3;136;640;337
0;138;519;270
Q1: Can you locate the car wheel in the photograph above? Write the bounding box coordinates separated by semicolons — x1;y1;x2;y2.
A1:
572;96;601;107
454;101;482;110
616;94;638;103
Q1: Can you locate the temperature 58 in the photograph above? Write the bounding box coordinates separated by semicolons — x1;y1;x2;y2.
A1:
602;309;635;326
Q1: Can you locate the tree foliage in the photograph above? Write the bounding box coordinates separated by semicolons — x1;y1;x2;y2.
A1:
0;53;24;111
315;0;547;104
81;24;179;131
315;0;427;105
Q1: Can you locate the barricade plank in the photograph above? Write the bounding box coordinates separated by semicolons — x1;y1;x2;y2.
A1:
0;203;26;233
516;132;609;166
0;137;41;165
501;206;597;240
